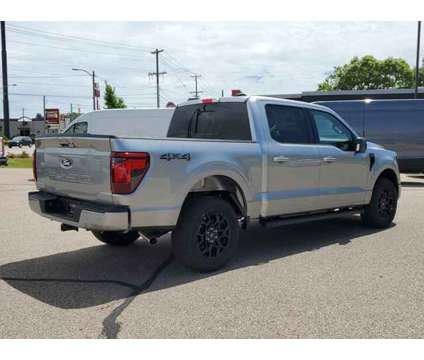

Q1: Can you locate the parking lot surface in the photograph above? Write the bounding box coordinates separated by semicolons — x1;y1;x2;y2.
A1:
0;168;424;338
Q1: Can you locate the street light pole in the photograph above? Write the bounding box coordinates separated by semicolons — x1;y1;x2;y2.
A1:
415;21;422;99
72;68;96;111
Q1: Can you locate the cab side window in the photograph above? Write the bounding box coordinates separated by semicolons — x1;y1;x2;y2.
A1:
309;110;353;151
265;104;313;144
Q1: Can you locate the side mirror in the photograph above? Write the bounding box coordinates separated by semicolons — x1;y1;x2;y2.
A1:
354;137;367;153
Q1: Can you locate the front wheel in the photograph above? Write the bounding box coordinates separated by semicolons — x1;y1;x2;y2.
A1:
172;196;240;272
362;178;398;228
92;230;140;246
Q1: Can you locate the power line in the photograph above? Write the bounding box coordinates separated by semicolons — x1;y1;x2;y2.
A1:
7;24;152;53
5;24;221;104
7;39;149;62
9;92;92;99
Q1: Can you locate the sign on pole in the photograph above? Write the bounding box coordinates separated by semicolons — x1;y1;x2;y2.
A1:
44;108;60;125
94;82;100;98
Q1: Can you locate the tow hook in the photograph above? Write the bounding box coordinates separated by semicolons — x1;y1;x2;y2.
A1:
61;223;79;232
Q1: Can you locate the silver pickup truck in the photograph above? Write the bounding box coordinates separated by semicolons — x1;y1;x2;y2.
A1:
29;96;400;272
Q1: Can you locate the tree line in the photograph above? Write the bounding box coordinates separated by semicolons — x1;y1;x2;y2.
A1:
318;55;424;91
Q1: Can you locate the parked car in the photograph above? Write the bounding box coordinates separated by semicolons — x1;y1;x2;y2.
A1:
29;97;400;272
315;99;424;173
8;136;33;148
0;136;7;166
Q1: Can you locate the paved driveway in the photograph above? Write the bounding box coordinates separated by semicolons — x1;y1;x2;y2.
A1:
0;169;423;338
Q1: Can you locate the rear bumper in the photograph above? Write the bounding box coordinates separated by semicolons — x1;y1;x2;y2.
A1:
28;191;129;231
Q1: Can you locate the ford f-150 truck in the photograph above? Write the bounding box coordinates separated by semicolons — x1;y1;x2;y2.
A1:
29;96;400;272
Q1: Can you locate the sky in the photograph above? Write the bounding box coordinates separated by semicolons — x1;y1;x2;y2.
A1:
0;21;421;118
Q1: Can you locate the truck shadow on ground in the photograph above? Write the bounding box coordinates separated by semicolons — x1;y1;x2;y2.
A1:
0;216;392;311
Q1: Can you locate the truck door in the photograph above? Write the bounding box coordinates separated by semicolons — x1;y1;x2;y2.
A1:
307;109;370;209
261;103;322;217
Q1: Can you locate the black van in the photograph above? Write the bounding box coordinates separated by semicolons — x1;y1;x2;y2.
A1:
315;99;424;173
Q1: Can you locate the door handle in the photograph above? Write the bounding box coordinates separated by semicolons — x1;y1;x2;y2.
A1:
272;155;289;163
322;156;337;163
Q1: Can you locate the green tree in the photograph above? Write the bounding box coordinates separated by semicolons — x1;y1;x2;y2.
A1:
318;55;417;91
104;84;127;109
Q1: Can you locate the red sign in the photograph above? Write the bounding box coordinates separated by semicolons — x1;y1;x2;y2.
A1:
94;82;101;98
45;108;60;124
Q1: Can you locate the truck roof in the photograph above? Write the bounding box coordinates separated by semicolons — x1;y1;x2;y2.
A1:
178;95;333;112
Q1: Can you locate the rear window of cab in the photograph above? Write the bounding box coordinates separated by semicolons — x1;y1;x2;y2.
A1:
167;102;252;141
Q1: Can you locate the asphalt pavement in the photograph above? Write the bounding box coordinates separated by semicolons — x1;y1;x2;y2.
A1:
0;169;423;338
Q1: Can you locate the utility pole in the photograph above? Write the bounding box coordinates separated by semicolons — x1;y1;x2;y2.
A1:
221;89;224;97
190;74;202;99
415;21;422;99
149;49;166;108
1;21;10;139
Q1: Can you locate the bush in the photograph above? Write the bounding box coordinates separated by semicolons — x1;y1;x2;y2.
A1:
7;153;16;159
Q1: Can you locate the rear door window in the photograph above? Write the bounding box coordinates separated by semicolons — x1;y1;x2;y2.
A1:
167;102;251;140
265;104;313;144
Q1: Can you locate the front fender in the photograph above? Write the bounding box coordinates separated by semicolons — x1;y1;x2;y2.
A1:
368;148;400;195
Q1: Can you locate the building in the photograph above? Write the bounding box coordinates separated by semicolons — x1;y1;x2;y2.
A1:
0;117;45;139
265;88;424;102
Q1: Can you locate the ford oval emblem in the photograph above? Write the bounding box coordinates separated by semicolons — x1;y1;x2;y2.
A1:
60;158;73;169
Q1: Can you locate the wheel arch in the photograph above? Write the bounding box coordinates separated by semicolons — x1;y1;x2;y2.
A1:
181;174;249;218
374;168;399;193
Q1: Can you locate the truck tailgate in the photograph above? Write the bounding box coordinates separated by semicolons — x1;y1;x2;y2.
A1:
35;136;113;203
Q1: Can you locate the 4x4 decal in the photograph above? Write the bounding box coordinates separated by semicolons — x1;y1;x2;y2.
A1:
160;153;191;161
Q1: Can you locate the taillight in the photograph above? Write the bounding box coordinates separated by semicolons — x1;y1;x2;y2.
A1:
32;150;37;180
111;152;150;194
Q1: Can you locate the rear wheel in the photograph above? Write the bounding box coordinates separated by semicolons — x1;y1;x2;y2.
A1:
362;178;398;228
172;196;240;272
92;230;139;246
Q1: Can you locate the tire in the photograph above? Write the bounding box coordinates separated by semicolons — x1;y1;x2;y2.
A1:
92;230;139;246
362;178;398;228
172;196;240;272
